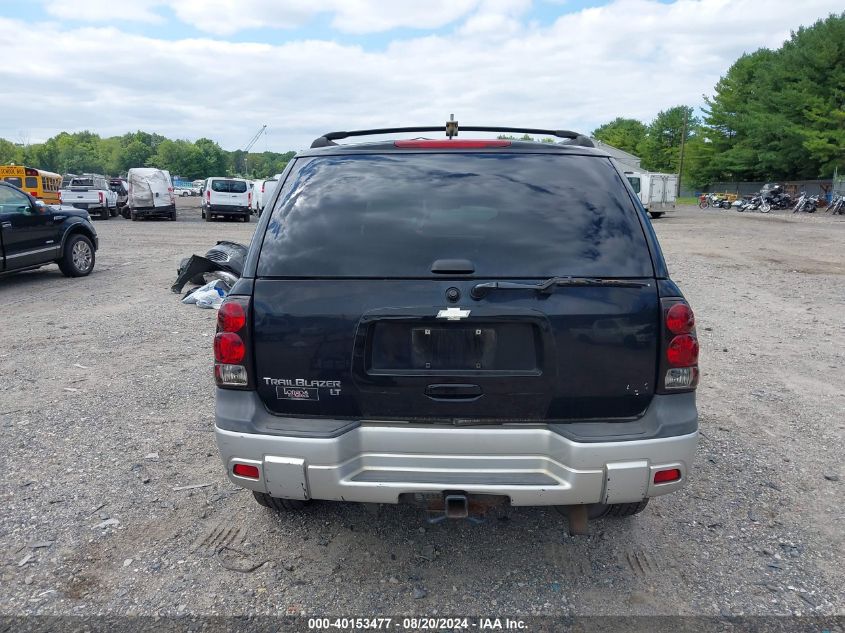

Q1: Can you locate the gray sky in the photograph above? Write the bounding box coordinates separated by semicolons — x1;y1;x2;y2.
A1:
1;0;841;152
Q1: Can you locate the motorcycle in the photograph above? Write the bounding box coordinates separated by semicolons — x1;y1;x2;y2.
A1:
759;193;791;213
792;193;818;213
738;195;763;212
826;194;844;215
699;193;732;209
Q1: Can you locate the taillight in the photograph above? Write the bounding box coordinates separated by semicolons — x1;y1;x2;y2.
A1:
667;335;699;366
658;299;699;392
218;301;246;332
98;191;104;204
214;296;252;388
261;182;265;193
214;332;245;364
666;303;694;334
248;191;252;206
206;190;211;202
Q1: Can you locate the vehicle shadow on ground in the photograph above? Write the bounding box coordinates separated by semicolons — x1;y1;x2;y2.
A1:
241;497;663;602
0;267;65;290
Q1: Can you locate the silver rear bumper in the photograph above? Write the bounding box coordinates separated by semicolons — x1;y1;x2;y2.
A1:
215;422;697;506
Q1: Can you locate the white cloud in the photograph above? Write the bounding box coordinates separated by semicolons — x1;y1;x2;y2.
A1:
44;0;164;23
1;0;841;157
167;0;532;35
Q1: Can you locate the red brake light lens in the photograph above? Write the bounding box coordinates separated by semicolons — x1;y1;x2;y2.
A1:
653;468;681;484
214;332;245;364
667;335;699;367
218;301;246;332
233;463;259;479
666;303;695;334
393;140;512;149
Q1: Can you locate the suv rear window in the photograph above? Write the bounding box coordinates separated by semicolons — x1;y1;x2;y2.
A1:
258;153;653;278
211;180;248;193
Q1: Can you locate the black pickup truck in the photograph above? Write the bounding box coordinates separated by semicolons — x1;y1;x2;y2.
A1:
0;181;98;277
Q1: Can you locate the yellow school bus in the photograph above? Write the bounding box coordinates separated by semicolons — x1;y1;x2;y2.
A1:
0;164;62;204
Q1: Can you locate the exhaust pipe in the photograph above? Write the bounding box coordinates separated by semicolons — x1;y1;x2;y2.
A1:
444;494;469;519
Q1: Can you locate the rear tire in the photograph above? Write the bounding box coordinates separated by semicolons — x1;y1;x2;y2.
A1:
243;213;251;223
252;491;308;512
130;210;138;221
58;234;95;277
649;212;664;219
588;499;649;519
205;210;212;222
100;208;110;220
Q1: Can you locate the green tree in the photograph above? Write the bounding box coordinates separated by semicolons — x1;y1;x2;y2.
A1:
637;106;698;173
592;118;647;155
700;12;845;180
0;138;21;163
194;138;228;177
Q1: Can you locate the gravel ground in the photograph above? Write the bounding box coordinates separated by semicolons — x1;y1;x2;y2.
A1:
0;201;843;619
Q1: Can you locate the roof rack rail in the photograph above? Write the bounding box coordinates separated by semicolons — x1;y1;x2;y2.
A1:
310;117;594;148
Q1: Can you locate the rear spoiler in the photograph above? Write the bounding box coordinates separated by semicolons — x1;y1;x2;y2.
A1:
311;117;594;149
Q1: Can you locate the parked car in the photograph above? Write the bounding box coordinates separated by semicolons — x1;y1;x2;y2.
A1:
201;177;251;222
0;181;98;277
174;187;193;197
126;168;176;220
212;124;699;533
59;173;118;220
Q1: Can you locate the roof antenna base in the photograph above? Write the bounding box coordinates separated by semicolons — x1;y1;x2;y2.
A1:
446;114;459;139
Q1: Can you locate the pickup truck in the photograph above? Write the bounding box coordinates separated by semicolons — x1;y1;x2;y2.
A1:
59;174;118;220
0;181;98;277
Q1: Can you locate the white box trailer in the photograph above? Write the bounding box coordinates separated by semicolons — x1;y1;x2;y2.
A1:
622;169;677;218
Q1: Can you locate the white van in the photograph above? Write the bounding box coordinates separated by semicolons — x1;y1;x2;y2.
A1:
127;168;176;220
251;177;279;216
201;177;251;222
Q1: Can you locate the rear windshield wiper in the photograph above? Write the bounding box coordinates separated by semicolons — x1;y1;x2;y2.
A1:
470;277;650;299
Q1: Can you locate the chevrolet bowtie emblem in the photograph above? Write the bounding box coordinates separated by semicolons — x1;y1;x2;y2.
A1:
436;307;471;321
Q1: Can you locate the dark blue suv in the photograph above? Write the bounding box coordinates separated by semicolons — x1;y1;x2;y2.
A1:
0;181;98;278
212;124;699;532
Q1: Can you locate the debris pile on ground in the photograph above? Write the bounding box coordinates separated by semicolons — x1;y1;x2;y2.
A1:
171;240;248;309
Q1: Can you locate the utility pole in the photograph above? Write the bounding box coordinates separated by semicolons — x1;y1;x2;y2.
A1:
677;109;688;197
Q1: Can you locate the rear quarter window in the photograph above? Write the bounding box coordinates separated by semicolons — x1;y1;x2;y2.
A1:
258;153;653;278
